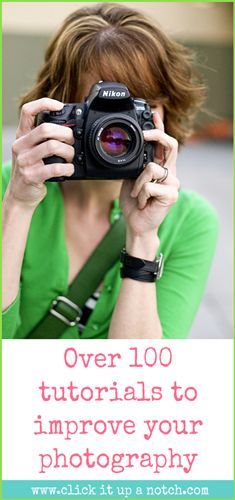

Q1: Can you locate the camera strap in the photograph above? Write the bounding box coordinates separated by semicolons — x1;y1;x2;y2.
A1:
27;215;126;339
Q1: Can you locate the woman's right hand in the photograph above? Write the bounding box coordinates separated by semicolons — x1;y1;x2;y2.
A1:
7;98;75;210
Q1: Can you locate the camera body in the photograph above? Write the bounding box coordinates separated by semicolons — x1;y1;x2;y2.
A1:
37;81;155;181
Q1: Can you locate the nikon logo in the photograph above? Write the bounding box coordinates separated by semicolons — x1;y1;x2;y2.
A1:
102;90;126;97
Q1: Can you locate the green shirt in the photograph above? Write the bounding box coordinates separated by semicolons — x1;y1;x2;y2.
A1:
2;163;219;340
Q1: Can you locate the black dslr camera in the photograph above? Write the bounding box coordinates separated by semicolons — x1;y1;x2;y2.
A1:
37;81;155;181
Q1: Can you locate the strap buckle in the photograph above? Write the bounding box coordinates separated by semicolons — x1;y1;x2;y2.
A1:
155;253;164;280
50;296;82;327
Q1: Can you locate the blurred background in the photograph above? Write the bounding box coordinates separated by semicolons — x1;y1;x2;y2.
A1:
2;2;233;338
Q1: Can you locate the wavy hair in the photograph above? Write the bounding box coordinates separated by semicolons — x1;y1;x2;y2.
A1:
20;3;205;144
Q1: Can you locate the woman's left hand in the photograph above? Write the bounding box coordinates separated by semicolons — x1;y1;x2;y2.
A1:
120;112;180;246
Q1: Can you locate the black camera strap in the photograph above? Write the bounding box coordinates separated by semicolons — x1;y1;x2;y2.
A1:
27;215;126;339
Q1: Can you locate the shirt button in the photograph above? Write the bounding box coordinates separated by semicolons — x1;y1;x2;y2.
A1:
92;323;99;331
106;285;112;293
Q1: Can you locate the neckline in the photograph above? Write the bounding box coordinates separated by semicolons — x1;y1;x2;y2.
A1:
56;183;121;291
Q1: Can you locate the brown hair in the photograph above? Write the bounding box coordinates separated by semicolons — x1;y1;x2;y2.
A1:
20;3;205;144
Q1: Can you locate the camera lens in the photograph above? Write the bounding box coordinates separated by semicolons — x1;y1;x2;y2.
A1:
90;115;144;167
100;126;131;157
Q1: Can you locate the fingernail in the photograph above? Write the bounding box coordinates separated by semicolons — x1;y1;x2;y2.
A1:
55;100;64;108
154;111;160;120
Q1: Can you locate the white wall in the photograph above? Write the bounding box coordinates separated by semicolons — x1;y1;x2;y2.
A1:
2;2;233;44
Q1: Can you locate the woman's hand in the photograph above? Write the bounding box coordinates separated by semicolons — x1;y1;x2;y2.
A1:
120;112;180;257
7;98;75;210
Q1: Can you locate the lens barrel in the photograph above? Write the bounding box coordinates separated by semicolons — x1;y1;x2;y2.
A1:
89;115;144;167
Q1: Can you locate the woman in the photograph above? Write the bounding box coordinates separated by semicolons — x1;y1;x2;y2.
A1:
2;3;218;339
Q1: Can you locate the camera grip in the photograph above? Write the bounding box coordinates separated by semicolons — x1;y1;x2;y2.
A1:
43;155;66;182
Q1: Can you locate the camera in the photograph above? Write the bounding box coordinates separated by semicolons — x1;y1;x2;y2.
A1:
37;81;155;181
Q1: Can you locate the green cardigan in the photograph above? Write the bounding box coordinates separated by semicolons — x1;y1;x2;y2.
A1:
2;163;219;339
